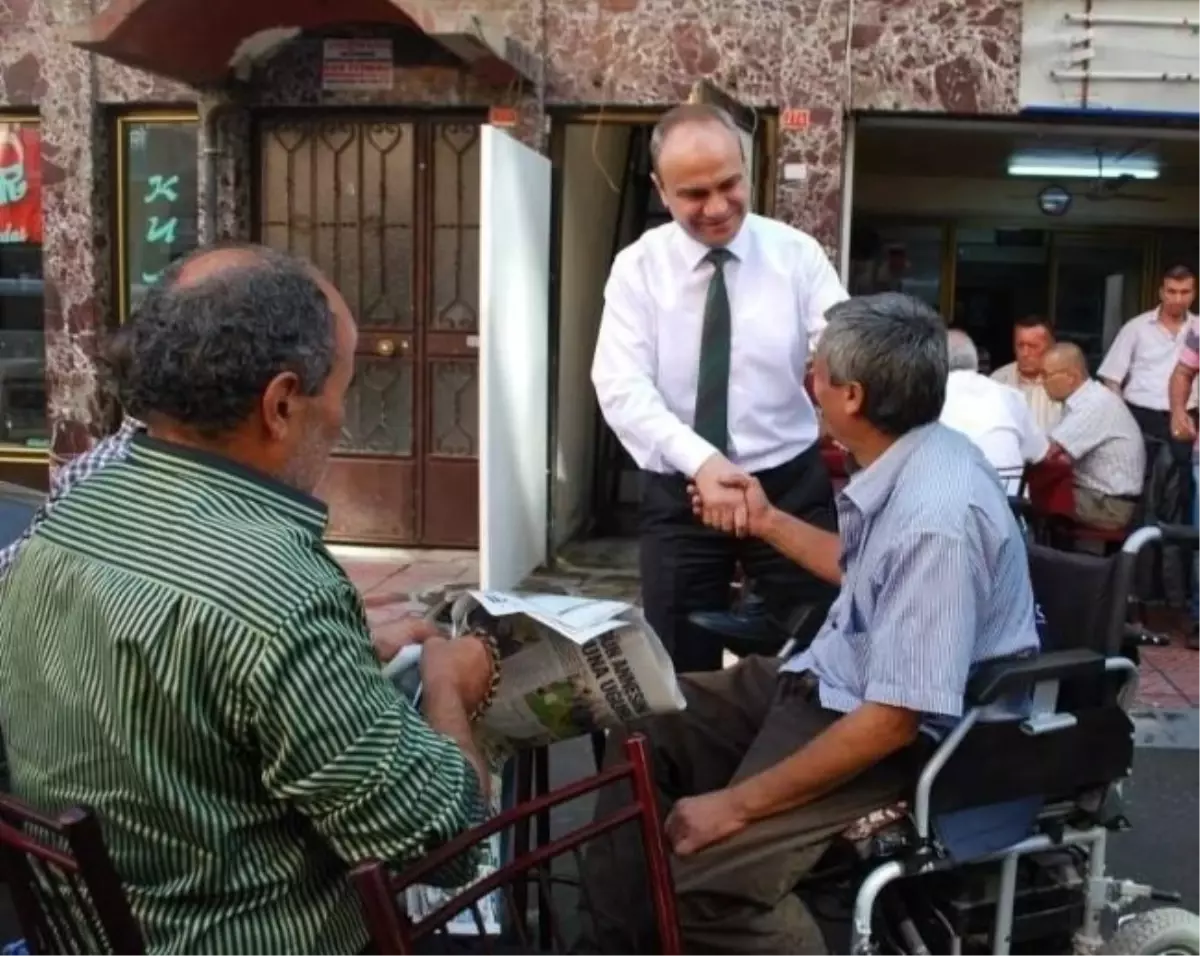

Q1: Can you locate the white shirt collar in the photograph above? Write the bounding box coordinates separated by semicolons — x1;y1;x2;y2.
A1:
673;215;754;271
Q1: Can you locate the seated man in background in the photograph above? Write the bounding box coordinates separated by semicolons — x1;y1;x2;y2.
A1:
1042;342;1146;531
991;315;1063;432
581;293;1039;954
941;328;1047;494
0;245;493;955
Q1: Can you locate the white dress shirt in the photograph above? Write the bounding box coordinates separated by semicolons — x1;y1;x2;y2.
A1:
591;214;848;476
940;370;1048;492
1097;308;1200;411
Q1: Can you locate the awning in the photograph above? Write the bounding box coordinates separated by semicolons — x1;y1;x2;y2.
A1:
69;0;534;88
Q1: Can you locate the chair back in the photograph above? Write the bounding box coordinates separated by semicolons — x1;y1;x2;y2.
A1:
0;796;144;955
351;735;681;955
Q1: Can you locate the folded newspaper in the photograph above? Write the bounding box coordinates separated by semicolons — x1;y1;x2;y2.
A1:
385;589;686;935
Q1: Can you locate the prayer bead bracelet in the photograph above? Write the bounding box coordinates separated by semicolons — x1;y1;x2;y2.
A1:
467;629;503;723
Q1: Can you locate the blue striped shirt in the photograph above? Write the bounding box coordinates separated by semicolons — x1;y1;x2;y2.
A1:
784;423;1040;720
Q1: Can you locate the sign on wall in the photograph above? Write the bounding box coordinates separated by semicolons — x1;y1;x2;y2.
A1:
0;124;42;246
1020;0;1199;115
322;39;395;92
120;120;199;319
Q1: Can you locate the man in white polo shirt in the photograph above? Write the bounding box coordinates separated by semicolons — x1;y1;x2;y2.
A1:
1098;264;1198;449
941;329;1047;493
592;103;847;673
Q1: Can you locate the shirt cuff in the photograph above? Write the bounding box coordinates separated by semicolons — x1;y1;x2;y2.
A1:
865;680;964;720
663;429;720;478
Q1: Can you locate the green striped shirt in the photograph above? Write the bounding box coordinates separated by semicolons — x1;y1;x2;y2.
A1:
0;436;483;954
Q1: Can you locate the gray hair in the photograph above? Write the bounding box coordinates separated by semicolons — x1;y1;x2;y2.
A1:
117;245;336;438
817;293;948;436
946;328;980;372
649;103;742;173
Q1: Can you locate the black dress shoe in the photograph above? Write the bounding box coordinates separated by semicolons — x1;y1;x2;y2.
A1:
688;603;785;659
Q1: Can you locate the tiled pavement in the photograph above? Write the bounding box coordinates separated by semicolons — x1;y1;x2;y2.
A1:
333;544;1200;714
1141;644;1200;709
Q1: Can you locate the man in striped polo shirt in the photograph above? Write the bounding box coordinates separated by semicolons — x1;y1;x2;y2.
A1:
0;245;493;954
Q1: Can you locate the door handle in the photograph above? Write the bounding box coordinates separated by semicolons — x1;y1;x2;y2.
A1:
375;338;410;357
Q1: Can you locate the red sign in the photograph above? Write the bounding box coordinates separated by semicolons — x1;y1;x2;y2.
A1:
0;124;42;245
488;106;519;128
780;108;810;131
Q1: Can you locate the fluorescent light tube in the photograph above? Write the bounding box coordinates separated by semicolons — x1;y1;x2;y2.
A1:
1007;158;1159;180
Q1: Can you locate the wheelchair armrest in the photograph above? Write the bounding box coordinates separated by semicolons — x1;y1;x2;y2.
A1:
1157;522;1199;551
966;649;1105;706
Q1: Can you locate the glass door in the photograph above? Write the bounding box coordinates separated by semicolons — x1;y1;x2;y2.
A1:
1051;234;1150;371
952;228;1051;373
848;222;944;310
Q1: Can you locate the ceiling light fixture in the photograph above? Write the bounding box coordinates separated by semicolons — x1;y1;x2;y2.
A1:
1007;151;1159;180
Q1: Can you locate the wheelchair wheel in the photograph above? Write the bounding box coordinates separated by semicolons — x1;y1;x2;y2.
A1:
1099;907;1200;955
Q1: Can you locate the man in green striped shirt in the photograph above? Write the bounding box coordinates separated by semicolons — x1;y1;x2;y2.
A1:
0;245;493;954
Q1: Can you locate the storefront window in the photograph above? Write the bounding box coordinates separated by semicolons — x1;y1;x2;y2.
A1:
954;228;1050;374
1053;236;1146;368
848;222;943;311
1159;229;1199;281
0;119;47;450
118;116;199;321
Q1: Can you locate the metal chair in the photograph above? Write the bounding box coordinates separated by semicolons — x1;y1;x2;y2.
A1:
0;795;145;955
351;734;681;955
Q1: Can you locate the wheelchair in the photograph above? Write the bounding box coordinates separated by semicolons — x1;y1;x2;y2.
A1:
694;524;1199;954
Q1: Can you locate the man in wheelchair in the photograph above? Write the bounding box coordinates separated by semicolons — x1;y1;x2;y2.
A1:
581;293;1044;953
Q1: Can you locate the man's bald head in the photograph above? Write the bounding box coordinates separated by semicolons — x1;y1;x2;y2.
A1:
1044;342;1088;375
649;104;742;174
1042;341;1090;402
172;244;285;287
118;243;339;437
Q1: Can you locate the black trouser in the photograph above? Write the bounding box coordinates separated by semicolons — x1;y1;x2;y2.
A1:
1126;403;1195;470
1126;402;1197;517
638;444;838;674
1126;402;1197;609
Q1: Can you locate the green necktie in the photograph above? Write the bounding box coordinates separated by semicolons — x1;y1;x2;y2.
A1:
694;247;734;455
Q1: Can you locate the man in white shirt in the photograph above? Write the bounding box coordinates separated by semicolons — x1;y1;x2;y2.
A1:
990;315;1063;432
1098;264;1198;451
591;103;847;673
941;329;1047;492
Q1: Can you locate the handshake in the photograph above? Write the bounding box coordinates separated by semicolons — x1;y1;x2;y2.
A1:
689;456;775;539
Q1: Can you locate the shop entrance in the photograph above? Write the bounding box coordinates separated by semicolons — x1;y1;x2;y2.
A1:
256;114;484;547
847;115;1199;371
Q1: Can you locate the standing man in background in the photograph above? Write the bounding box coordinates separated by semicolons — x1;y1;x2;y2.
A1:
592;103;847;673
991;315;1063;432
1098;264;1198;452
